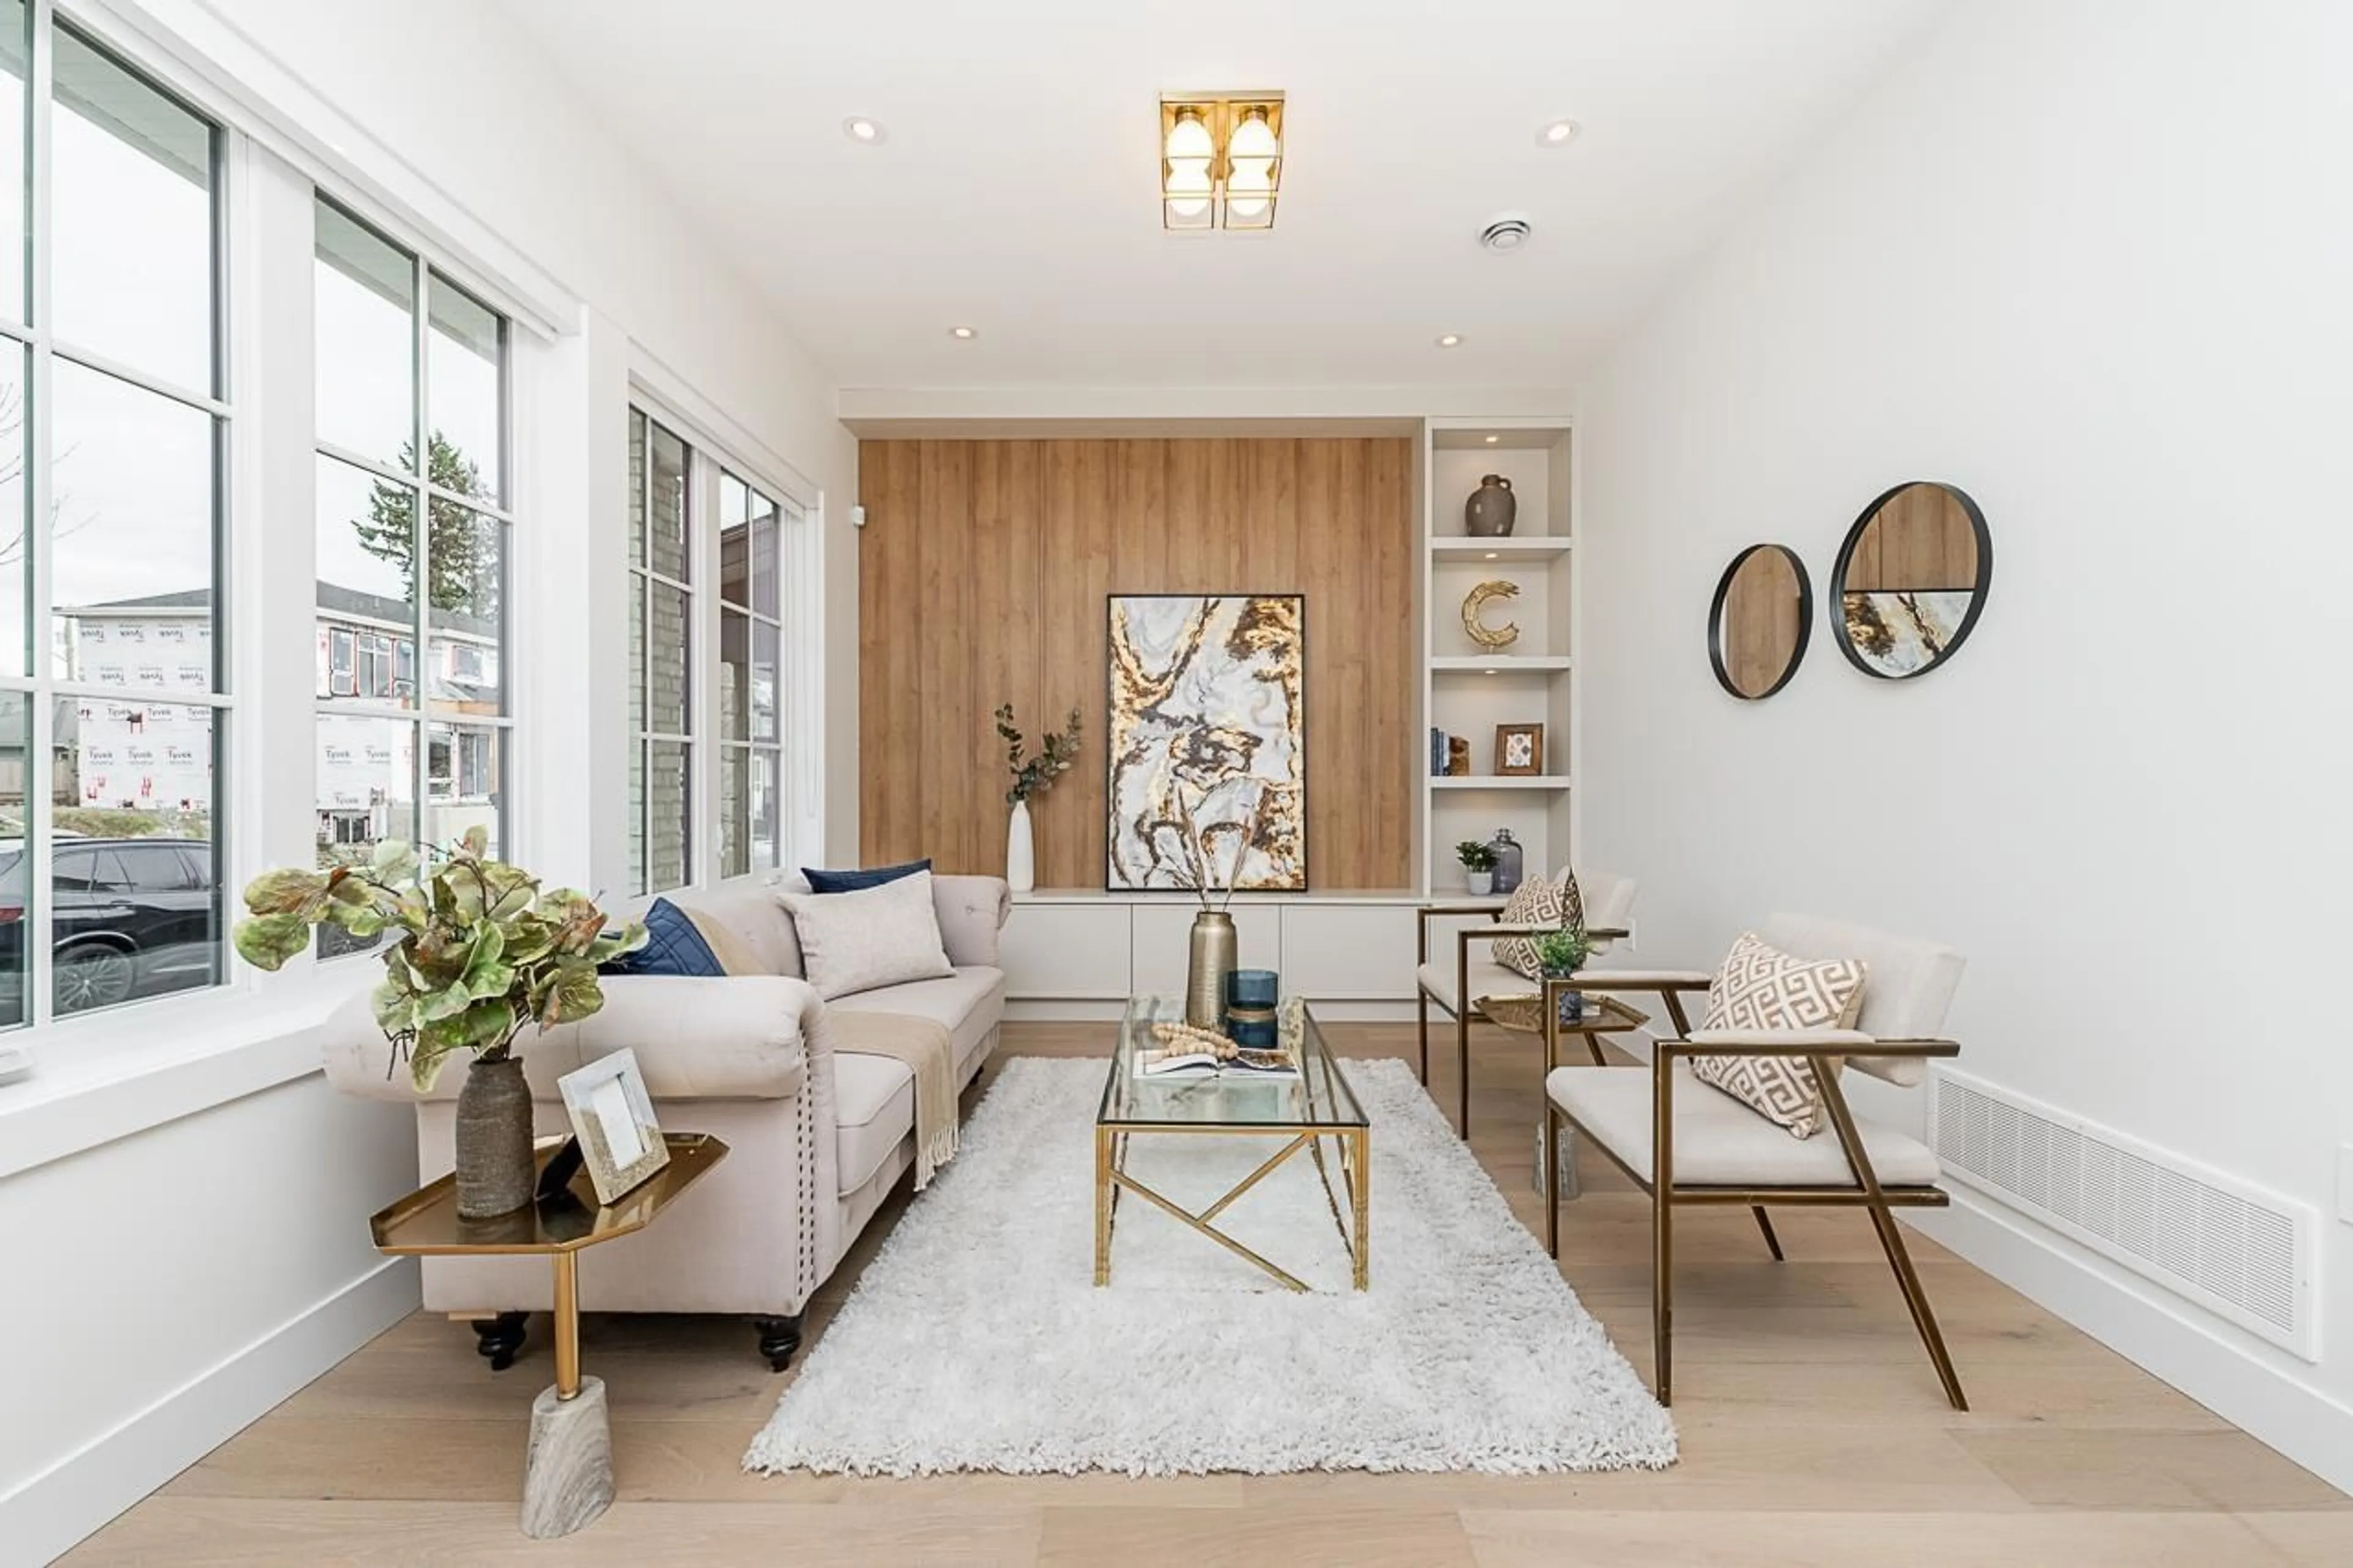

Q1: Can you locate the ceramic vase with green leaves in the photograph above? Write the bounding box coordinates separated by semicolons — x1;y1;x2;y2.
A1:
233;828;648;1218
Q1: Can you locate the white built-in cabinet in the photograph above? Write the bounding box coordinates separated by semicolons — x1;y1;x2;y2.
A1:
998;415;1575;1020
1002;893;1423;1020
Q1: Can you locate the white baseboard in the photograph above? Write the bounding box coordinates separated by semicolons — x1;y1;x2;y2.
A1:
0;1257;419;1568
1908;1190;2353;1495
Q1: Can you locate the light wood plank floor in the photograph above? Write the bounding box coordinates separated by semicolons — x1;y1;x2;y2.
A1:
69;1023;2353;1566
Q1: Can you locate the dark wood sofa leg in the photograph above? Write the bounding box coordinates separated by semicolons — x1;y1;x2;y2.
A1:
754;1313;806;1372
472;1311;528;1372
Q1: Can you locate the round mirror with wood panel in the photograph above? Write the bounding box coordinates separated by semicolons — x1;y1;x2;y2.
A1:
1831;481;1992;679
1708;543;1812;700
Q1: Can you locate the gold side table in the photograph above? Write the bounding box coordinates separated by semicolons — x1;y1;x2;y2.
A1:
369;1132;727;1539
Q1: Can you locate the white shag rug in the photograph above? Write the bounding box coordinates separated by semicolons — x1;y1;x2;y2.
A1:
745;1055;1676;1477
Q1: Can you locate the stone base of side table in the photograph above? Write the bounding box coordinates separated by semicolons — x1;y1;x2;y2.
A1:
521;1376;614;1539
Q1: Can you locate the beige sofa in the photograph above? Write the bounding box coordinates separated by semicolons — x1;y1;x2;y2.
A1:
322;873;1010;1371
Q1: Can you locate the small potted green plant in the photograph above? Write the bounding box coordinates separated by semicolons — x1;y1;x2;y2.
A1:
1455;839;1499;896
1533;925;1595;1023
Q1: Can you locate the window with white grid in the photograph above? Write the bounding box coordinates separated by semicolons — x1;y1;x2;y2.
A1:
313;196;510;951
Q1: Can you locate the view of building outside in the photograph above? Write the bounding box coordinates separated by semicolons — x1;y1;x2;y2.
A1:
34;588;499;850
50;608;213;835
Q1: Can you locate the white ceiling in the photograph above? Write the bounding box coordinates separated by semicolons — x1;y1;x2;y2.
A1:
499;0;1948;395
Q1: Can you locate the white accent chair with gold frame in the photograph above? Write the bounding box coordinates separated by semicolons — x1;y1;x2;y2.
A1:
1540;913;1968;1409
1414;869;1637;1136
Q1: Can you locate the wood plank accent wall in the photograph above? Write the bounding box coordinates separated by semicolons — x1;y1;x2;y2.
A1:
858;437;1415;890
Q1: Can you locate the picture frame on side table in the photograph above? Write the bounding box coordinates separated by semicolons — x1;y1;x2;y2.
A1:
1495;722;1545;777
558;1048;670;1205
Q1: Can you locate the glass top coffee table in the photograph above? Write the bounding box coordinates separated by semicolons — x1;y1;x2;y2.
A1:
1095;994;1370;1292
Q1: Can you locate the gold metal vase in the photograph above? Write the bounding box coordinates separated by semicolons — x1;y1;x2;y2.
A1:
1185;911;1238;1030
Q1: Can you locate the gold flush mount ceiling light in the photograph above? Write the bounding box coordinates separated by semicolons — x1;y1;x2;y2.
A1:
1161;93;1284;232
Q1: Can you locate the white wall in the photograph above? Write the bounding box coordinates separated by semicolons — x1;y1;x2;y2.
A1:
190;0;854;887
0;1067;417;1568
202;0;841;500
2;4;855;1561
1580;0;2352;1488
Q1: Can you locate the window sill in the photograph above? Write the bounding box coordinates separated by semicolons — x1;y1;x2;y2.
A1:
0;968;377;1180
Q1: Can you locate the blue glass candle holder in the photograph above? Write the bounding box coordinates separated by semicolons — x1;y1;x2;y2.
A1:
1225;969;1281;1047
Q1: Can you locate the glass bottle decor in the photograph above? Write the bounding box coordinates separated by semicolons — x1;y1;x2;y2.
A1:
1487;828;1525;895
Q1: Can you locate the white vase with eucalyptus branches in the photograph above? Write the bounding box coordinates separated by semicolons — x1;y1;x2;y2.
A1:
995;703;1082;895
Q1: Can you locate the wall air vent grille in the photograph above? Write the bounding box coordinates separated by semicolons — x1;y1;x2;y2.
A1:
1927;1069;2316;1361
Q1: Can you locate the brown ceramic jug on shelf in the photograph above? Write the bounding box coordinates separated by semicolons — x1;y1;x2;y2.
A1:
1465;474;1517;537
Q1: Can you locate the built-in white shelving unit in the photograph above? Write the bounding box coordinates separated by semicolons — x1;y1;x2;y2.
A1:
1429;774;1572;791
1420;419;1577;896
1428;654;1572;672
1428;539;1574;563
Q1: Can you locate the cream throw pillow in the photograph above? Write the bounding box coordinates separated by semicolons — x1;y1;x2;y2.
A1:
1690;931;1866;1140
1490;870;1587;980
776;870;954;1001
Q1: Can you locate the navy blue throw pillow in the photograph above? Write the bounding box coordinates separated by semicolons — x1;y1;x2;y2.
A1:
601;897;727;977
801;858;932;895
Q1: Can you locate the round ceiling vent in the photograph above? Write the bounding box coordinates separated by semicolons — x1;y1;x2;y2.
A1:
1479;213;1533;253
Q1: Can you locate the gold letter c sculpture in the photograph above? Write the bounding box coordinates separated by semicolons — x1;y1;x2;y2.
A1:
1461;579;1521;651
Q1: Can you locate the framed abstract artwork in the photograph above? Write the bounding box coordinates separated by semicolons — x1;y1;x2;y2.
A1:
1105;594;1306;891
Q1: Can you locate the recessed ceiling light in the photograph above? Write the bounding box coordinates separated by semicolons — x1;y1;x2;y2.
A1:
1537;118;1581;147
1483;434;1500;444
1436;333;1463;349
843;116;886;145
949;325;977;340
1483;551;1499;560
1483;668;1498;676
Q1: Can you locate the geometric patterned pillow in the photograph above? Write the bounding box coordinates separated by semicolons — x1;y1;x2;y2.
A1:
1490;869;1586;980
1690;931;1866;1140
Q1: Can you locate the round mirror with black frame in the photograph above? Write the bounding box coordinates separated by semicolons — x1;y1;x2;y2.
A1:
1831;481;1992;679
1708;543;1813;700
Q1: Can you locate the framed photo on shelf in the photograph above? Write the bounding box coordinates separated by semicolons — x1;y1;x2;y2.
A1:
1495;722;1545;776
557;1048;670;1205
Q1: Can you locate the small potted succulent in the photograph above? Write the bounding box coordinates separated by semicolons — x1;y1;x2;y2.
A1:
233;828;646;1219
1533;925;1595;1023
1455;839;1499;896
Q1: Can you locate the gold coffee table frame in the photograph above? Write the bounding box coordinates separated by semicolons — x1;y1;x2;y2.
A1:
1094;996;1370;1293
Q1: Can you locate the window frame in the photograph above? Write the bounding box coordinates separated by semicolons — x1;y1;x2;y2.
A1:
1;1;234;1034
626;403;697;896
626;384;818;894
716;466;786;879
310;193;515;945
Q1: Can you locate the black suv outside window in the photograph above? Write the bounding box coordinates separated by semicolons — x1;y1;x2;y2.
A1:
115;845;199;892
53;850;102;895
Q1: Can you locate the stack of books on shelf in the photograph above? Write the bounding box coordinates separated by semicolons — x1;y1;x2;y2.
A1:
1428;727;1469;776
